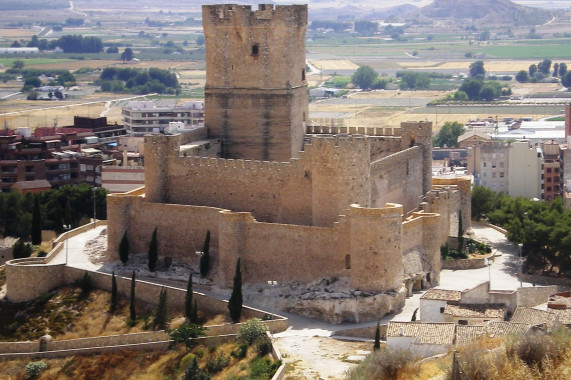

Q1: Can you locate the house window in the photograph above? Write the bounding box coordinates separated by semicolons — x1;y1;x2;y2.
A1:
301;68;306;81
345;254;351;269
500;172;504;178
251;44;259;56
458;320;468;325
547;168;552;173
440;307;445;313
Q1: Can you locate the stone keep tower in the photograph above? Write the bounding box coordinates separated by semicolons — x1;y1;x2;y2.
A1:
203;4;308;161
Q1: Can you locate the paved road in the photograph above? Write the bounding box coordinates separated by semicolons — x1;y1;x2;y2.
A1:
439;224;531;291
52;222;526;379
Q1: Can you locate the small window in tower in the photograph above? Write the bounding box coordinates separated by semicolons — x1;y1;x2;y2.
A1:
301;68;306;81
251;44;259;56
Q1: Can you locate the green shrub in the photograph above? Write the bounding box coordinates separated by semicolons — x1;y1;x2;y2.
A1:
26;360;48;379
180;353;196;370
168;323;206;351
206;352;230;373
254;335;272;356
194;348;205;358
237;318;267;345
231;343;248;359
248;357;281;379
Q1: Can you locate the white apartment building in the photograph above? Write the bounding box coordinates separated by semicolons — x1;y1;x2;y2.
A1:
508;140;542;199
122;100;204;137
479;143;509;194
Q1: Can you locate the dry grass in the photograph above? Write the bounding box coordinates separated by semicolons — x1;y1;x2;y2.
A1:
448;329;571;380
0;340;280;380
310;60;359;71
0;29;37;38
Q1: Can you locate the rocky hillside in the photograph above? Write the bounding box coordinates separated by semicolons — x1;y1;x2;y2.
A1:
417;0;552;25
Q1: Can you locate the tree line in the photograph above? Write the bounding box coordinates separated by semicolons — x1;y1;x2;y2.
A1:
99;67;180;95
472;186;571;275
11;34;103;53
0;184;107;241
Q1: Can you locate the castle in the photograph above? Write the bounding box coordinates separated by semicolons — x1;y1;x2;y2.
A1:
107;4;470;298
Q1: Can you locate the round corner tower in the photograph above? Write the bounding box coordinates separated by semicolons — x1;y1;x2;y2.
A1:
202;4;308;161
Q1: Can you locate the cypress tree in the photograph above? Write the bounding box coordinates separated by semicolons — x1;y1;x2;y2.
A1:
31;195;42;245
119;231;129;264
199;230;210;277
458;210;464;250
228;258;243;323
110;271;118;313
129;270;136;321
153;287;169;330
191;299;199;324
185;271;193;321
373;319;381;351
148;227;158;272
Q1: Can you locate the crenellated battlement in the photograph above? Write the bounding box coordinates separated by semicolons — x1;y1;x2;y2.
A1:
203;4;307;26
306;125;401;137
304;133;370;151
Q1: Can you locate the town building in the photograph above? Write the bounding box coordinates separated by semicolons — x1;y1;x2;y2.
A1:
122;100;204;137
507;140;542;199
0;117;125;191
540;140;563;202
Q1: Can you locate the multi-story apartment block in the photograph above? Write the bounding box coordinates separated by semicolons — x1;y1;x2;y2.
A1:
122;100;204;137
541;140;563;202
0;117;125;192
478;143;509;194
508;140;542;200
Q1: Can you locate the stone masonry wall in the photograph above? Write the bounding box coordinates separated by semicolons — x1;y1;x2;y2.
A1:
142;134;374;228
219;212;349;285
203;4;308;161
370;146;424;212
107;196;224;264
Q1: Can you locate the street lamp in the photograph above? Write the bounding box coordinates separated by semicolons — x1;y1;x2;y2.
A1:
518;243;523;288
92;187;97;225
63;224;71;265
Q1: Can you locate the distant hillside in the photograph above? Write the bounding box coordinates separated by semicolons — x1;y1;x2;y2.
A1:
417;0;552;25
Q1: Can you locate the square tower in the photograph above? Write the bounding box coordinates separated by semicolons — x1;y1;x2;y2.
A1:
203;4;309;161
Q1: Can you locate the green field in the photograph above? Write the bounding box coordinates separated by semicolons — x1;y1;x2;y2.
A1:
0;57;74;66
307;37;571;60
481;39;571;59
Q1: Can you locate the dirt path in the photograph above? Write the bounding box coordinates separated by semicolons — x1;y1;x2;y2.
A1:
275;336;371;380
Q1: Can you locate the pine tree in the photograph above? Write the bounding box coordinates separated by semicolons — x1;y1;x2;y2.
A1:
129;270;136;321
148;227;158;272
228;258;243;323
119;231;129;264
185;271;193;321
373;319;381;351
31;195;42;245
153;287;169;330
200;230;210;277
110;271;118;313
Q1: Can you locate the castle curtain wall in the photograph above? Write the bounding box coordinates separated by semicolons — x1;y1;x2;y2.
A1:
370;146;424;211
